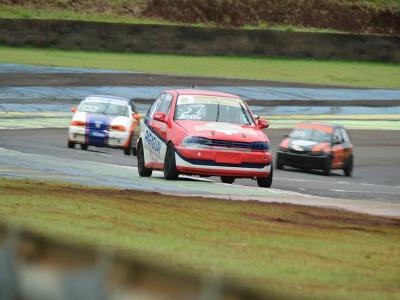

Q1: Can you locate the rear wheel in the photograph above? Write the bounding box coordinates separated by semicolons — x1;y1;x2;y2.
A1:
80;144;88;150
220;176;235;184
323;156;332;176
164;143;179;180
68;140;75;149
257;165;273;188
343;155;353;177
137;141;152;177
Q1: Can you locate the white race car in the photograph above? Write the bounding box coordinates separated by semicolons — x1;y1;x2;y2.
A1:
68;95;141;155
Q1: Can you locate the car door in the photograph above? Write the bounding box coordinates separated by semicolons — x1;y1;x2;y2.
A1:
141;93;164;167
331;128;345;168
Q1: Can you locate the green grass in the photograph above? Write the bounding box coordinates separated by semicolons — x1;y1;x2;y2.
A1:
1;46;399;88
1;178;399;299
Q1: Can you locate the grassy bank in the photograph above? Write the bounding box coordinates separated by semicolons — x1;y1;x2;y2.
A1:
0;178;399;299
1;46;399;88
0;0;399;34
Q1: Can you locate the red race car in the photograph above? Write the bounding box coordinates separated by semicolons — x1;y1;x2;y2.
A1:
136;89;273;187
276;122;353;176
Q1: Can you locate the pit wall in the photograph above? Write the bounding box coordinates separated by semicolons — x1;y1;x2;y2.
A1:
0;18;399;62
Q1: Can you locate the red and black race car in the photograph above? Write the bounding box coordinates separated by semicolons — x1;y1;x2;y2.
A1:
136;89;273;187
276;122;353;176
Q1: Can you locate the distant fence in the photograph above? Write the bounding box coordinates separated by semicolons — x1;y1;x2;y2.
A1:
0;18;399;62
0;223;282;300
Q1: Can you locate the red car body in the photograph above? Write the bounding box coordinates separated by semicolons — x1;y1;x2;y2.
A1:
136;89;273;187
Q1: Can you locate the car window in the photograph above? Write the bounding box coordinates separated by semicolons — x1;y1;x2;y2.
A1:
79;101;129;117
174;95;253;125
158;93;173;115
289;128;331;142
341;128;351;143
332;129;343;143
147;93;165;119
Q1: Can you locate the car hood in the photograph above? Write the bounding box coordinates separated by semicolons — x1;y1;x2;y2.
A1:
287;138;330;152
176;120;268;142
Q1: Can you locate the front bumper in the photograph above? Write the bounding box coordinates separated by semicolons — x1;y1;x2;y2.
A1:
277;150;328;170
68;126;130;148
175;147;272;178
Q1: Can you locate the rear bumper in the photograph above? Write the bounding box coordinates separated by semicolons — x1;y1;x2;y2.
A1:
68;126;130;148
277;150;328;170
175;147;271;178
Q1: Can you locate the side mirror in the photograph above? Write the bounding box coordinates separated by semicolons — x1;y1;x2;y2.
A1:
71;106;77;113
133;113;142;120
257;119;269;129
153;111;167;123
253;114;260;120
332;137;341;145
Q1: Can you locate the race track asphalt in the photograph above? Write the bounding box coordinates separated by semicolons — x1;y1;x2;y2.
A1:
1;128;399;203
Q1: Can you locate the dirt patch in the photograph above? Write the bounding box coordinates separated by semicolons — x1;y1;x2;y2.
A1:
1;0;399;35
144;0;400;35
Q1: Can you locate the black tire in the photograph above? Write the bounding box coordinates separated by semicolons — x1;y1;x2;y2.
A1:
80;144;88;150
343;155;353;177
257;165;273;188
323;156;332;176
276;157;284;170
164;143;179;180
68;140;75;149
131;136;137;156
221;176;235;184
124;140;132;156
137;141;152;177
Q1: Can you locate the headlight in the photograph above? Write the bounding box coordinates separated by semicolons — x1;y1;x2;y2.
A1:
182;136;211;149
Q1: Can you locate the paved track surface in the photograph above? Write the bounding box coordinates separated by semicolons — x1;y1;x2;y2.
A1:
1;128;399;203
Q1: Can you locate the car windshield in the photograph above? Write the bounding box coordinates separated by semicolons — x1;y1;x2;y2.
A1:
79;101;129;117
289;128;331;142
175;95;253;125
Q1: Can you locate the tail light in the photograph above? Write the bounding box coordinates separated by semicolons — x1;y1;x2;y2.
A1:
111;125;126;131
70;120;86;127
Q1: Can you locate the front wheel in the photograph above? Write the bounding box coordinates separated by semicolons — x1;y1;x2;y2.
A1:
164;143;179;180
221;176;235;184
137;141;152;177
80;144;88;150
124;138;132;156
257;165;273;188
343;155;353;177
68;140;75;149
323;156;332;176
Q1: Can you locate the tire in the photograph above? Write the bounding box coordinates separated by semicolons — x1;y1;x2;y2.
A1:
323;156;332;176
124;140;132;156
137;141;152;177
221;176;235;184
257;165;273;188
343;155;353;177
68;140;75;149
80;144;88;150
276;158;284;170
164;143;179;180
131;136;137;156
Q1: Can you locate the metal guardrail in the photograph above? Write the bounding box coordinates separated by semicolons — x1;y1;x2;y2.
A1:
0;224;281;300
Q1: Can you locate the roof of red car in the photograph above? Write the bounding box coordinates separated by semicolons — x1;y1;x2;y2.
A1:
165;89;241;99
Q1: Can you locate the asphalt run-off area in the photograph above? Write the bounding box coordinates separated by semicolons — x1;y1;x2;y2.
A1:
0;63;399;218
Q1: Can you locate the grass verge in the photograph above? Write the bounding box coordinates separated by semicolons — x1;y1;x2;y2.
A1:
1;46;399;88
0;178;399;299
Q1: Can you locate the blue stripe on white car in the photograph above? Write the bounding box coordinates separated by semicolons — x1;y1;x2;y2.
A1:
86;115;111;146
